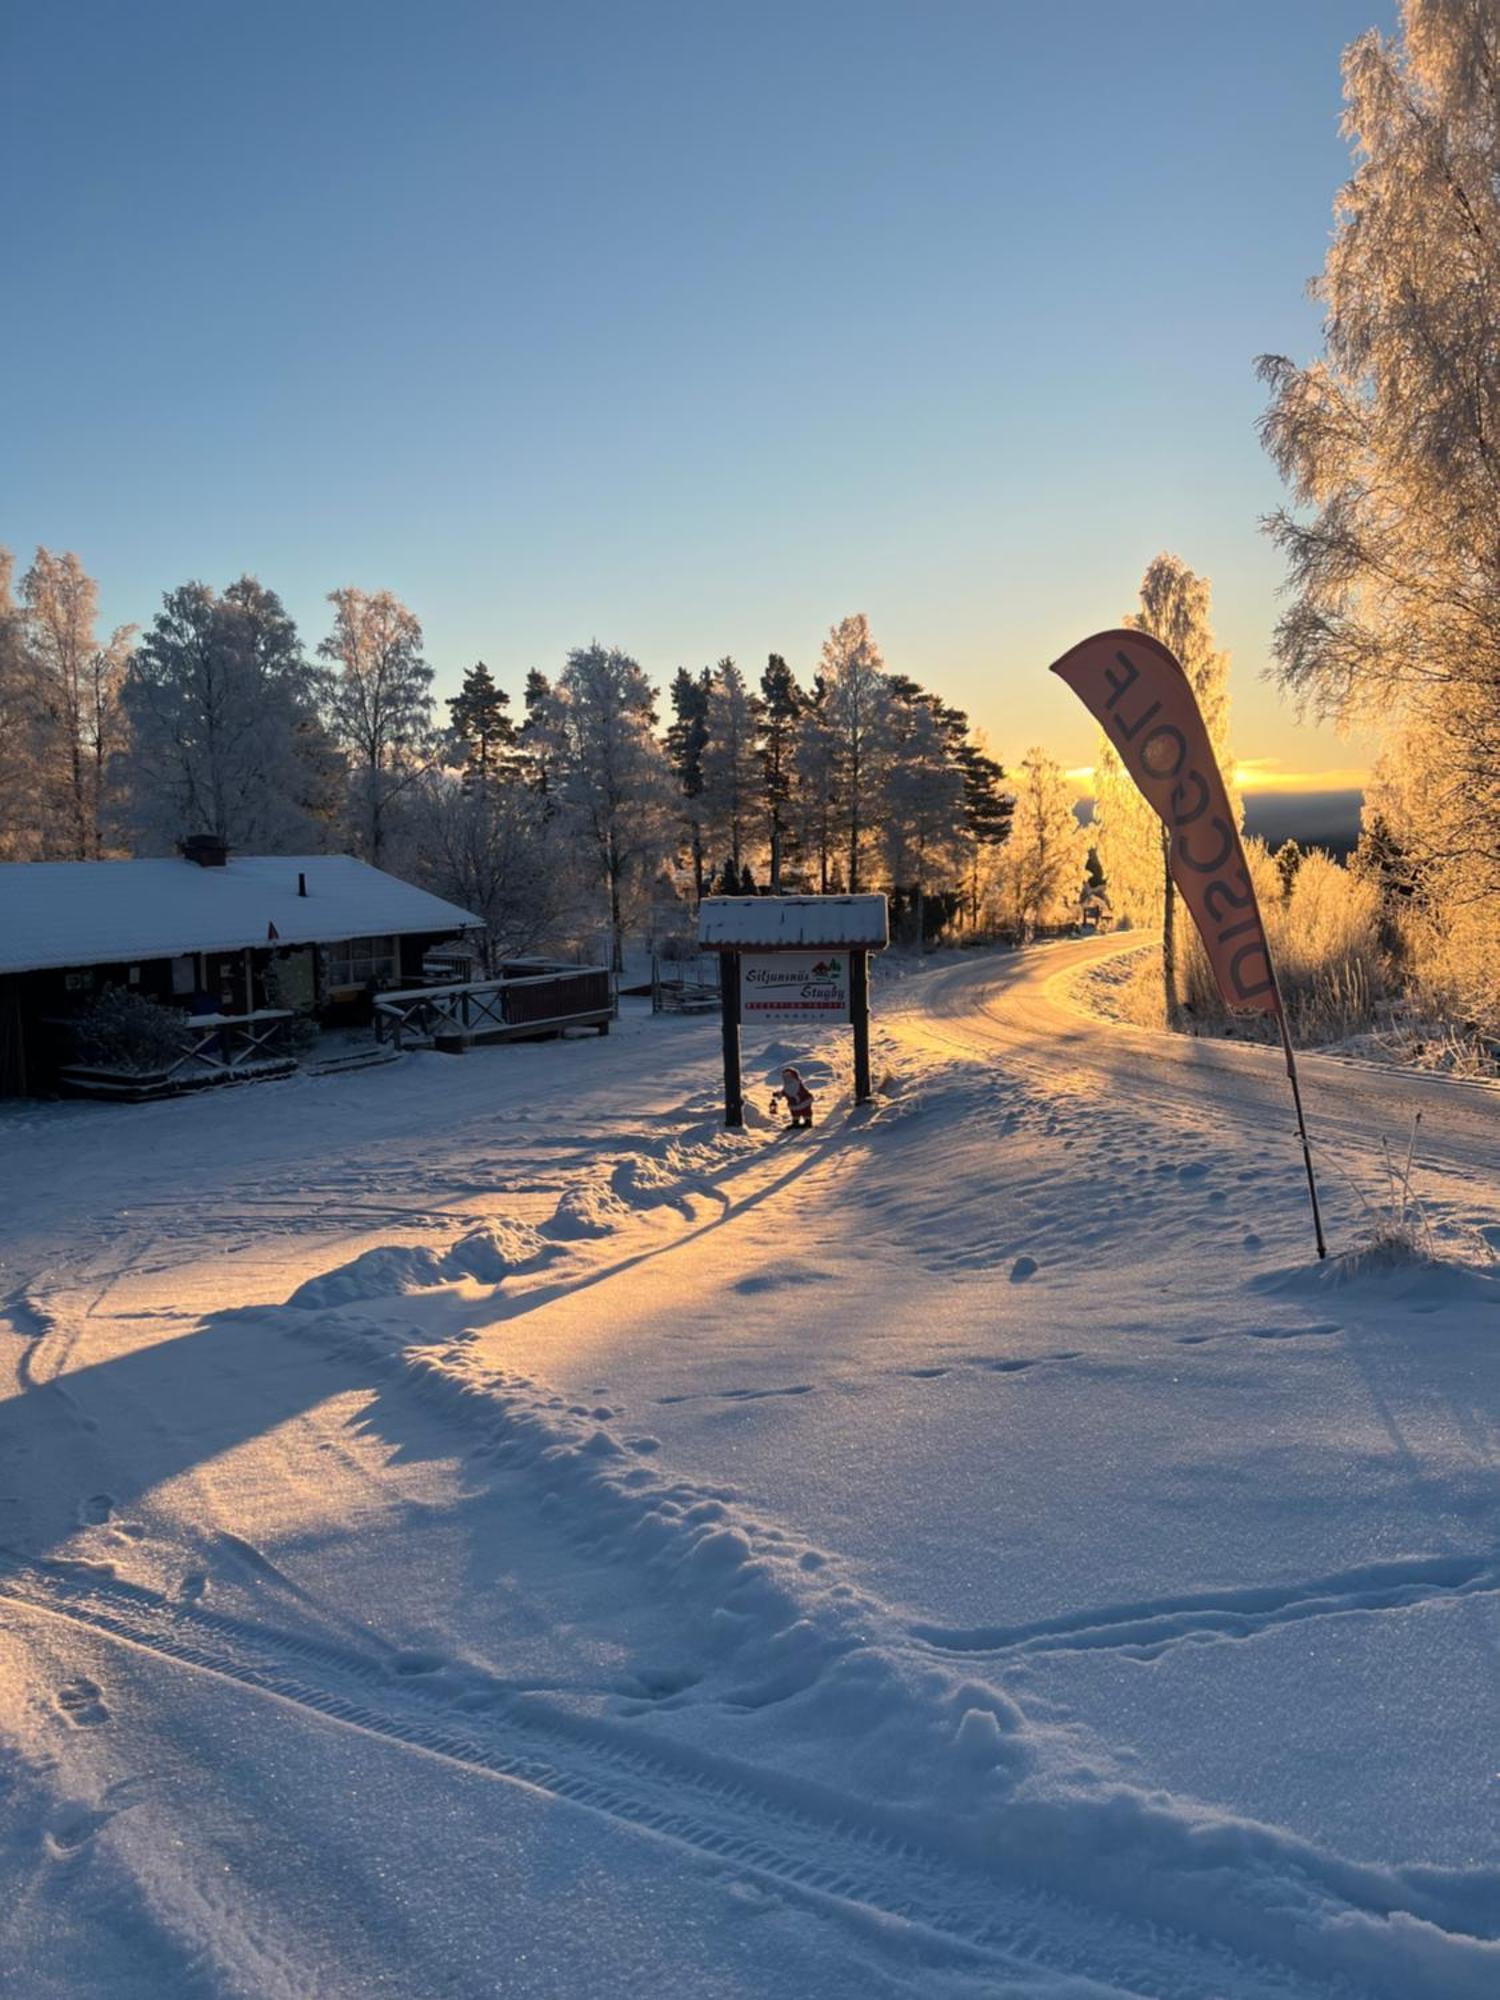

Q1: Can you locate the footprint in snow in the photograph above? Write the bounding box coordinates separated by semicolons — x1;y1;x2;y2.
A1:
1010;1256;1038;1282
56;1678;110;1727
391;1651;446;1678
78;1495;114;1526
43;1803;111;1857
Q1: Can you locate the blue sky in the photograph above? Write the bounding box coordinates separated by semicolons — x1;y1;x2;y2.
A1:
2;0;1393;786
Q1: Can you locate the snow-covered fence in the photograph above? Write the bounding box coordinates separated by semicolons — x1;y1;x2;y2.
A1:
374;966;613;1050
650;949;720;1014
58;1008;297;1100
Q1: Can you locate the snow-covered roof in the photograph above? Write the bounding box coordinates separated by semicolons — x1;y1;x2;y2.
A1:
0;856;482;976
697;895;889;950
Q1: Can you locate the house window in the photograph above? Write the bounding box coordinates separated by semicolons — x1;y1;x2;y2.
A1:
325;936;398;989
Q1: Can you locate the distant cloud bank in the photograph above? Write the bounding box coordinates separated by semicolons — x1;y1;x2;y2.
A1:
1073;787;1364;857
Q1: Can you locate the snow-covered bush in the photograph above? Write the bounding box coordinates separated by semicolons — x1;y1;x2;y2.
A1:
70;987;189;1074
1398;892;1500;1053
1182;842;1388;1043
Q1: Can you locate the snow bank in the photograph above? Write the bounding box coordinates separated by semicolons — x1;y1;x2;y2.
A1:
1255;1246;1500;1316
286;1219;547;1308
543;1184;633;1240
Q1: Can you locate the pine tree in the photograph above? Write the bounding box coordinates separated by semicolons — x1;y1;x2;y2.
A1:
924;701;1013;930
1274;839;1304;902
792;675;839;893
758;654;802;893
665;665;711;898
883;681;967;948
1351;808;1415;901
518;669;554;793
447;660;516;786
942;711;1012;846
700;657;762;876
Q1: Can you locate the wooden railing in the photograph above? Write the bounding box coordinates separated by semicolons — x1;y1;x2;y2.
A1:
651;951;721;1014
58;1009;297;1099
374;967;613;1050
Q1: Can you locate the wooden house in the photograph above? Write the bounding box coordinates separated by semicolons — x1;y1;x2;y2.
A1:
0;847;480;1096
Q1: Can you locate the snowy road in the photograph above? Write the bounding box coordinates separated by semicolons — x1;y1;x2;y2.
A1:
896;933;1500;1179
3;951;1499;1998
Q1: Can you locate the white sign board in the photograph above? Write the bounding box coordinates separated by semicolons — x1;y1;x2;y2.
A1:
740;951;851;1026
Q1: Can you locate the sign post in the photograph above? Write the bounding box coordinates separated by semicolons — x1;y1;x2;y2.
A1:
697;897;889;1130
719;947;743;1129
850;947;871;1105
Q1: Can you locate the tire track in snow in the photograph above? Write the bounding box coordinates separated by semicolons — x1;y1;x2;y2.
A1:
0;1548;1318;2000
910;1552;1500;1660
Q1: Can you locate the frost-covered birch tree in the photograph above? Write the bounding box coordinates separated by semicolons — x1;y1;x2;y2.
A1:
123;576;337;854
1001;748;1088;937
19;548;132;860
883;685;966;947
544;642;674;970
1258;0;1500;1023
0;551;42;859
821;614;890;893
410;768;583;969
319;588;434;866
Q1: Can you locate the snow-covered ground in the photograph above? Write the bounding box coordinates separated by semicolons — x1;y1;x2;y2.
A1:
3;937;1499;1998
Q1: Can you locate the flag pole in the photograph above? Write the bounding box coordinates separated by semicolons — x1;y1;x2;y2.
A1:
1273;989;1326;1260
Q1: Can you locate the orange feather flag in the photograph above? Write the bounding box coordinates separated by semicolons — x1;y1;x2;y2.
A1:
1050;626;1326;1256
1050;628;1276;1014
